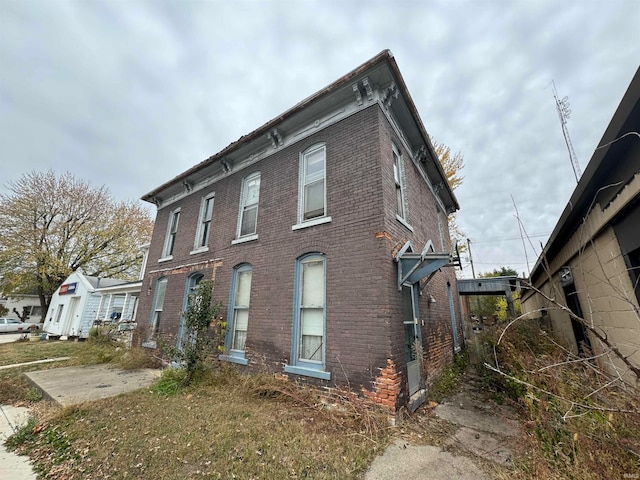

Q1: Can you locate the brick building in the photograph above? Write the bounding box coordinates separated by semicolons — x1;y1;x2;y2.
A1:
135;50;463;412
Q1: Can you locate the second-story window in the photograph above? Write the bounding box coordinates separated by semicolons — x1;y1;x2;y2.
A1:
162;208;180;258
195;193;215;249
301;144;326;222
393;144;406;220
237;173;261;238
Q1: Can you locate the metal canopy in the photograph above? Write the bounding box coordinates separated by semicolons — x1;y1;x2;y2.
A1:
395;240;456;290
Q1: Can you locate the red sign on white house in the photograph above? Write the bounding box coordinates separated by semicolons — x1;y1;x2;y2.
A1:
59;282;78;295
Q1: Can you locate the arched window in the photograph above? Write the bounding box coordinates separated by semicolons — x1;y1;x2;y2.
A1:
222;264;252;365
178;273;204;347
284;253;330;380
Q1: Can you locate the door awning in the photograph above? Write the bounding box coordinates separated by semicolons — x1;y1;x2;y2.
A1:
395;240;456;290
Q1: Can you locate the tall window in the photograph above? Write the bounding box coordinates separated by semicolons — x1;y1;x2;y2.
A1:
300;144;326;222
150;277;167;338
229;264;252;353
285;254;329;379
237;173;261;238
393;145;406;219
179;274;203;348
195;194;214;249
162;208;180;257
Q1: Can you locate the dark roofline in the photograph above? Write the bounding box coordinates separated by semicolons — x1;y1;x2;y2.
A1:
530;66;640;282
142;50;458;210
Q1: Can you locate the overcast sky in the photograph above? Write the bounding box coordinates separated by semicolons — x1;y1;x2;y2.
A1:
1;0;638;278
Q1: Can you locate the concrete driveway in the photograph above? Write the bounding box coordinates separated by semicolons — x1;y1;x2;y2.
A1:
0;333;26;345
24;364;161;406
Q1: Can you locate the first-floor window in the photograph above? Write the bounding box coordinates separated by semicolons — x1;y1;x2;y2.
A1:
297;254;325;363
230;264;252;352
150;277;167;338
54;305;64;323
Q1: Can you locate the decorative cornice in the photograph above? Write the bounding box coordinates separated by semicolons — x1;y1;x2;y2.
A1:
414;145;428;164
381;82;399;109
220;158;234;173
266;128;284;148
362;77;374;101
352;83;363;106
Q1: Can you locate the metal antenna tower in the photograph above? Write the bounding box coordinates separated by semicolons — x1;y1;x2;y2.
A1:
552;80;581;183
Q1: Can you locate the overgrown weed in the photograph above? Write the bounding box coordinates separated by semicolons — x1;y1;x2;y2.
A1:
481;320;640;479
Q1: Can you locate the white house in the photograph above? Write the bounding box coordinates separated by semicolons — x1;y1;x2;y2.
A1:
43;269;140;339
0;293;44;323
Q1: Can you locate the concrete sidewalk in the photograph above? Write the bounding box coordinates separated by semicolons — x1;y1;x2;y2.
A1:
0;405;37;480
365;368;521;479
24;364;161;407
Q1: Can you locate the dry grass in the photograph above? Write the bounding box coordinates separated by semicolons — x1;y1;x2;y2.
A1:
481;321;640;480
0;339;159;404
0;339;81;366
9;367;392;480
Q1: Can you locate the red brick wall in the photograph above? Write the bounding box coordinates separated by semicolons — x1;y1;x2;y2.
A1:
136;103;463;408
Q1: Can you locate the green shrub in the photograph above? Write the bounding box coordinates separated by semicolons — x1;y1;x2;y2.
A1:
151;368;188;396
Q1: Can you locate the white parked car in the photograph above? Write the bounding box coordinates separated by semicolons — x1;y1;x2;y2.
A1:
0;317;41;333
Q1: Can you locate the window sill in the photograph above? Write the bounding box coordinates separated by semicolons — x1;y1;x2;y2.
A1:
231;234;259;245
220;353;249;366
284;364;331;380
396;215;414;232
190;246;209;255
158;256;173;263
292;216;332;231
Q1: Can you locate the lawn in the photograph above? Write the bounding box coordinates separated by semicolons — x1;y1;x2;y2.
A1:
1;339;392;479
7;367;391;479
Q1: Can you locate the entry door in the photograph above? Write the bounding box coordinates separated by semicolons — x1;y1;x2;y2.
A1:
403;284;422;396
62;297;80;336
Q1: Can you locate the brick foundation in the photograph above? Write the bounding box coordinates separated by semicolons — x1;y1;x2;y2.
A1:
361;359;402;411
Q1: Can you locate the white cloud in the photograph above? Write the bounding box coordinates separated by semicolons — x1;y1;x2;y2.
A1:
1;0;638;276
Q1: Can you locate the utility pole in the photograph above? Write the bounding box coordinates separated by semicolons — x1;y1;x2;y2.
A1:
466;238;476;279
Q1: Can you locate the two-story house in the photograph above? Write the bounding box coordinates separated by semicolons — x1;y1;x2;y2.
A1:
136;50;462;412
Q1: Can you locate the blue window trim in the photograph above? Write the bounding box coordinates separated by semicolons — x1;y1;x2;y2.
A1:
222;263;252;364
219;353;249;366
177;273;204;350
284;253;330;380
447;282;461;353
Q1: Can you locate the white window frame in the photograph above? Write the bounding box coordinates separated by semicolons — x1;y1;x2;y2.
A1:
284;253;330;380
234;173;261;243
161;208;181;260
393;144;407;221
293;144;331;230
192;193;215;253
148;277;167;342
